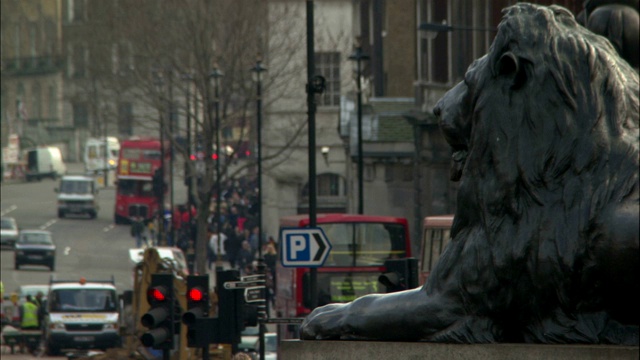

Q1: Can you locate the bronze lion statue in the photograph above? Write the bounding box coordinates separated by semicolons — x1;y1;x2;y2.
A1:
301;3;639;344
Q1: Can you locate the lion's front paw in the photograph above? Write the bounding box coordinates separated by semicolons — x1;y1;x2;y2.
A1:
300;303;346;340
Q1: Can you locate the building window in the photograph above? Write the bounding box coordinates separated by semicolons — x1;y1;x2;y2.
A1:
69;43;87;78
14;23;21;64
67;0;86;22
315;52;341;106
118;102;133;136
364;164;375;181
112;42;134;75
31;83;41;120
318;173;340;196
73;103;89;128
301;173;343;198
48;85;56;119
29;23;37;59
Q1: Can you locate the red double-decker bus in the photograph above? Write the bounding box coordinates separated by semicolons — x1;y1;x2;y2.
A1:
114;138;169;224
418;214;454;285
274;213;412;337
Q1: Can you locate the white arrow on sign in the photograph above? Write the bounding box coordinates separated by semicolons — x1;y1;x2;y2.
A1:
224;280;263;289
280;227;332;268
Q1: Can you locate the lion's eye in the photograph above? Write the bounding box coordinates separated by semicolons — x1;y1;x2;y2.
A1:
498;52;519;76
496;52;527;89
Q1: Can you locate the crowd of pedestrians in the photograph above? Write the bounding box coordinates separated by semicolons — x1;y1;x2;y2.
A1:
129;177;278;300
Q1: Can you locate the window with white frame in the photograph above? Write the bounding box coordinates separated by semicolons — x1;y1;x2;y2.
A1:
69;42;88;78
318;173;341;196
73;103;89;128
48;85;56;119
31;83;41;120
315;52;341;106
67;0;87;23
112;42;134;74
118;102;133;136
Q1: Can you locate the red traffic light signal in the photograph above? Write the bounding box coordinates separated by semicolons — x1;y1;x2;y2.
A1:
188;287;205;302
140;274;175;350
147;286;168;303
183;275;210;347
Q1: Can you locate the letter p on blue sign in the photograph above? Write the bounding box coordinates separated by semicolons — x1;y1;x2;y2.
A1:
280;228;332;267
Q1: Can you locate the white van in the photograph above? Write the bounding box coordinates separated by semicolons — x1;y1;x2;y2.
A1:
24;147;67;181
56;175;99;218
84;137;120;174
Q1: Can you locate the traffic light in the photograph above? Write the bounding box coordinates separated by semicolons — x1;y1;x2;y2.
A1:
216;269;243;345
182;275;210;347
378;258;419;293
140;273;175;350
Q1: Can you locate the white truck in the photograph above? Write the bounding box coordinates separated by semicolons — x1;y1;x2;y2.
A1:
55;175;99;218
23;146;67;181
84;137;120;174
43;277;120;356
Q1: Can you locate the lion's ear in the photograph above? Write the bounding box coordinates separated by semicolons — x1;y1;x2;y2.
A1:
497;52;527;89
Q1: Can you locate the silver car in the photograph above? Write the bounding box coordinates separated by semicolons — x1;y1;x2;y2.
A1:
0;217;19;247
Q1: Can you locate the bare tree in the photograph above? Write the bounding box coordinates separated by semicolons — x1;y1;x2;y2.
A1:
88;0;312;274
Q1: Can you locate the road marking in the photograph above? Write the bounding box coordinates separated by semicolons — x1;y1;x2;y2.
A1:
40;219;58;229
103;224;115;232
0;205;17;216
64;247;71;256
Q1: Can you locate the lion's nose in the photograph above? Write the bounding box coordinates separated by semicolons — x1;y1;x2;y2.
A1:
433;103;442;117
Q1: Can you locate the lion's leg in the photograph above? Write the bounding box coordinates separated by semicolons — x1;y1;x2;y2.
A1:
300;287;468;341
524;309;639;345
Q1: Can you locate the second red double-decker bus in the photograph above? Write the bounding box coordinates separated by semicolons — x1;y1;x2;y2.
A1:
418;214;454;285
114;138;169;224
274;213;412;337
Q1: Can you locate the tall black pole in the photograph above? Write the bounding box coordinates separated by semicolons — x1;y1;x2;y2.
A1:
306;0;319;311
210;67;224;270
168;70;175;245
154;72;166;245
349;45;369;215
356;59;363;214
251;59;267;360
184;74;192;210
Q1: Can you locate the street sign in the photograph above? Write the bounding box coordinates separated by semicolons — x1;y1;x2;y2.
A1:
223;280;263;289
280;227;332;267
244;286;265;303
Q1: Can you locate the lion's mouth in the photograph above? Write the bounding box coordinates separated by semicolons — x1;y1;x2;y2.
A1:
450;147;468;181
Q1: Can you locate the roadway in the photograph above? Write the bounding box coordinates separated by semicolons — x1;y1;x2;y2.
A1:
0;162;243;359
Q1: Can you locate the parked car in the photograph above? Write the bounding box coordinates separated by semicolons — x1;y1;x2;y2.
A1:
0;217;19;247
14;230;56;271
239;326;259;354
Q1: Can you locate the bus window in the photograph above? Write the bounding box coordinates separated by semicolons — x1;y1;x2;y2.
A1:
420;215;454;284
140;182;154;197
117;179;136;196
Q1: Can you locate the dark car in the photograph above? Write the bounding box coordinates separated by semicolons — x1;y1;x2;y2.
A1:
15;230;56;271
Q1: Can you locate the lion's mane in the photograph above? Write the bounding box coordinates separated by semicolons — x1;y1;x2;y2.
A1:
432;3;639;343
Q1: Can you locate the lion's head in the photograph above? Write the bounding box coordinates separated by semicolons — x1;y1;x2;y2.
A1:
435;3;638;219
433;3;639;340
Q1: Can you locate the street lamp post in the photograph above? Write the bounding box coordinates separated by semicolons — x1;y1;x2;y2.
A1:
251;57;267;360
349;43;369;215
153;71;166;245
182;72;195;273
209;66;224;270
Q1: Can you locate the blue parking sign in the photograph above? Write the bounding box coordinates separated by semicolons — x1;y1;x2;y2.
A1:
280;228;332;267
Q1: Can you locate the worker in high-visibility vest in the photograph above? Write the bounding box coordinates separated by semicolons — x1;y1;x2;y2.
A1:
20;295;39;330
